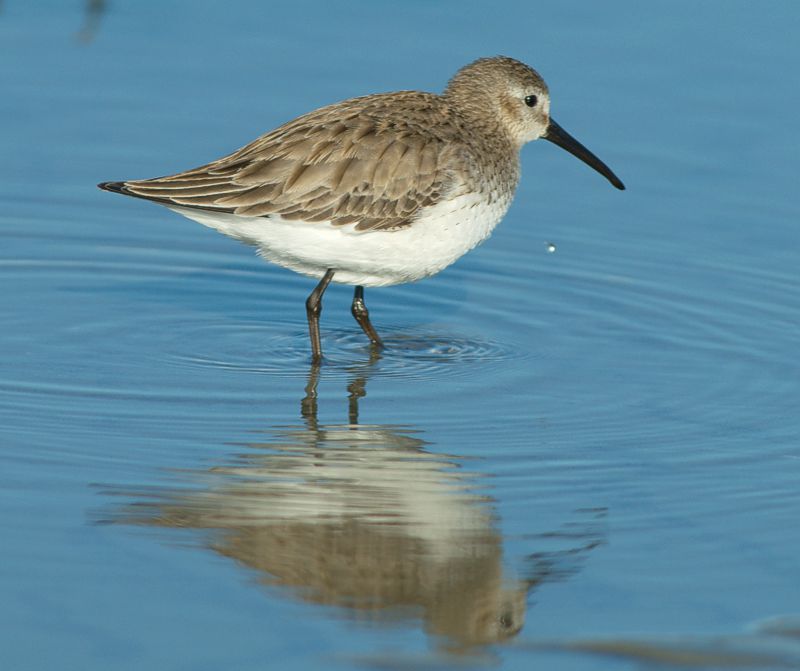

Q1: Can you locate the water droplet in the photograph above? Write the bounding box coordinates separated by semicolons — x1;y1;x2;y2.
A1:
546;242;557;253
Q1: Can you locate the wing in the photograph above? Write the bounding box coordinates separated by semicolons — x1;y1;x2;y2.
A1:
103;92;459;232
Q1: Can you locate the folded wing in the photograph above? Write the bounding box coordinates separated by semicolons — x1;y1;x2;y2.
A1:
108;92;457;232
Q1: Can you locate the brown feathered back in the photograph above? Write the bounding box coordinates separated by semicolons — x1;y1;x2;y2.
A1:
109;92;471;231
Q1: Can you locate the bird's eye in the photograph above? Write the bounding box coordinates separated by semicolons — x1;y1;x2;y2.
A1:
524;95;538;108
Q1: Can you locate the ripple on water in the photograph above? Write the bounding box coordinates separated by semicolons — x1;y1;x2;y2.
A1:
3;231;798;432
0;236;532;426
161;319;527;381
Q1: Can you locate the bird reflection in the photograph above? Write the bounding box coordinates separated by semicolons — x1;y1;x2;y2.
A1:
103;355;604;650
0;0;106;42
76;0;106;43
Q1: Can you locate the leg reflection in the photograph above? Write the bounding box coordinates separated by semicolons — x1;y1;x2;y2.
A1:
301;345;382;426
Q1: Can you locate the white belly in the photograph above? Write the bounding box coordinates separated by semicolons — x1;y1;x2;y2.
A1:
167;191;512;287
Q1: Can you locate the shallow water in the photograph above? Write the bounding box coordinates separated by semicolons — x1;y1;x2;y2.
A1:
2;1;800;669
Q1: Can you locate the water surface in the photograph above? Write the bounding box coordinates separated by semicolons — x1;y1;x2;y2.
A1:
1;1;799;669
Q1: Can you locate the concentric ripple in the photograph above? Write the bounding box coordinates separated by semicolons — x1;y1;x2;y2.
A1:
3;227;798;416
161;319;524;380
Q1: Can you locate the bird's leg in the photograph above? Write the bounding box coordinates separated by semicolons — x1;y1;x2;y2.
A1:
351;285;384;347
306;269;335;361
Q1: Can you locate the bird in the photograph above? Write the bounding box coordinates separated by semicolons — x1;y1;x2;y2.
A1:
99;56;624;360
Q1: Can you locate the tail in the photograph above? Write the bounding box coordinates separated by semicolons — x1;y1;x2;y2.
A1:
97;181;128;194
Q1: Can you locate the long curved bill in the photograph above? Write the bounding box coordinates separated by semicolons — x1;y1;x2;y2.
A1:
544;119;625;190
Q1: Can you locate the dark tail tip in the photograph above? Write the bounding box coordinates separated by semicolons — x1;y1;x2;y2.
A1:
98;180;126;194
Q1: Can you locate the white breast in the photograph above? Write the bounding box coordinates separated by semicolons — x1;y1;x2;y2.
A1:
167;190;513;287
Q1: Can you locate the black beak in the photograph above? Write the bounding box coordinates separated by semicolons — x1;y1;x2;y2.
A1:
544;119;625;190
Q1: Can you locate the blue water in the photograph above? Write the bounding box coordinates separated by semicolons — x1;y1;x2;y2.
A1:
2;1;799;669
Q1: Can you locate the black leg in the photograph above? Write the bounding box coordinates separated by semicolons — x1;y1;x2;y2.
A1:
306;269;335;361
351;286;384;347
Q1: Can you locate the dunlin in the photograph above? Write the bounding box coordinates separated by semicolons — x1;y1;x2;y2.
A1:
99;56;624;360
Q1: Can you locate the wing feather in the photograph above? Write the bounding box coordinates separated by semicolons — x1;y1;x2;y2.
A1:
116;92;461;231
